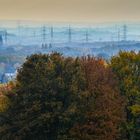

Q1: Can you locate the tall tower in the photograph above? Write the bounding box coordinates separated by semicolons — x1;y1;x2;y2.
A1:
123;24;127;41
50;26;54;43
118;28;120;42
68;26;72;43
4;30;7;44
17;20;21;44
41;26;48;48
85;29;89;43
42;26;47;43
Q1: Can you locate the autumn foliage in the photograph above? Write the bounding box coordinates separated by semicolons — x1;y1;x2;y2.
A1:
0;53;126;140
70;57;124;140
110;51;140;140
0;82;15;112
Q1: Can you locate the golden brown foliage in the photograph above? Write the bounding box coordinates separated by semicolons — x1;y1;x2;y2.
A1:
70;56;125;140
0;82;15;112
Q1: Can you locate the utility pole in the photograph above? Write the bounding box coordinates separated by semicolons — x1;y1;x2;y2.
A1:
41;25;48;48
85;29;89;43
2;30;7;45
17;20;21;44
48;26;54;48
50;26;54;43
118;28;120;42
68;26;72;43
123;24;127;41
42;25;47;43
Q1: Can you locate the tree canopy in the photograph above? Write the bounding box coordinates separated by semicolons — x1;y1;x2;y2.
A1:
110;51;140;140
0;53;125;140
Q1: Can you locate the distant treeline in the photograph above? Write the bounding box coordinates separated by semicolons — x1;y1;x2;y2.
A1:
0;51;139;140
0;55;24;63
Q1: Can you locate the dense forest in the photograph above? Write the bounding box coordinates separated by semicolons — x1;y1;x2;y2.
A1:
0;51;139;140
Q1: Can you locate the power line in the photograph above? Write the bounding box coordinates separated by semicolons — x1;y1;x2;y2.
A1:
17;20;21;44
85;29;89;43
118;28;120;42
42;26;47;43
50;26;54;43
68;26;72;43
123;24;127;41
4;30;8;44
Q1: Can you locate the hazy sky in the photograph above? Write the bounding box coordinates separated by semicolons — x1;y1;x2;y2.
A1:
0;0;140;22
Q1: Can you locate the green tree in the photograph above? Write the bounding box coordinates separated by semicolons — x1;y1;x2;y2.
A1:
0;53;86;140
0;53;124;140
110;51;140;140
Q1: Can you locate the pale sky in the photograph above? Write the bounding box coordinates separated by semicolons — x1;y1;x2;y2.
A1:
0;0;140;22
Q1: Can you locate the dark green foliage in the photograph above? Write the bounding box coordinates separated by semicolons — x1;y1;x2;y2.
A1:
0;53;124;140
0;53;87;140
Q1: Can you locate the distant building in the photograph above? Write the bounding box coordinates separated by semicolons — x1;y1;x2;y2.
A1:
0;65;17;83
1;73;16;83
